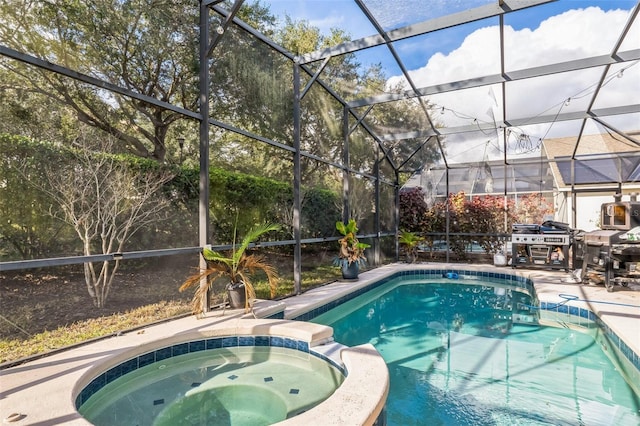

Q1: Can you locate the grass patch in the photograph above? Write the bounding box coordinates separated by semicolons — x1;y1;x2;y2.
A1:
255;265;341;298
0;301;190;365
1;266;343;366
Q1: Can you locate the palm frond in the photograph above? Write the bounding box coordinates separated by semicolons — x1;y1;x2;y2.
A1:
243;254;279;298
202;247;234;268
179;223;281;314
179;267;224;292
179;267;227;314
235;223;280;263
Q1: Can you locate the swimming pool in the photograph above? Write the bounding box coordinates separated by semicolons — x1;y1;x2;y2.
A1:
77;338;345;425
311;272;640;425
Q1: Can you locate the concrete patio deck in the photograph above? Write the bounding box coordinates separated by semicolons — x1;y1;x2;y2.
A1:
1;263;638;425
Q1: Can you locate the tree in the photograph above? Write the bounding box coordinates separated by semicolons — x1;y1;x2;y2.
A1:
34;136;174;307
0;0;276;162
0;67;80;144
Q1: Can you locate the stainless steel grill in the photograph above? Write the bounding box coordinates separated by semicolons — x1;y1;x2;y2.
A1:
511;221;573;270
577;194;640;292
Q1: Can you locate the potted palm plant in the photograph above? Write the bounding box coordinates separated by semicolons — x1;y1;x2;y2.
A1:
179;223;280;314
333;219;370;280
399;230;424;263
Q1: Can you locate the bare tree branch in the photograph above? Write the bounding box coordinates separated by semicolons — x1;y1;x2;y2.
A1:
24;133;174;307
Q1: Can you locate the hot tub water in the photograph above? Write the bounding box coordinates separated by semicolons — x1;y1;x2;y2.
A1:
78;345;344;426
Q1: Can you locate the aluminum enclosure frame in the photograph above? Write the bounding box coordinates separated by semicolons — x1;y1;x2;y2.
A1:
1;0;639;289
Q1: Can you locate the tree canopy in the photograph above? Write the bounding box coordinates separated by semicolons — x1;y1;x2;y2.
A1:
0;0;438;180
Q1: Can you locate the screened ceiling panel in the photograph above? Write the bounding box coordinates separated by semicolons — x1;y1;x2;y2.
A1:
254;0;378;39
408;159;555;197
387;17;502;89
597;112;640;134
502;2;632;68
505;68;606;120
591;62;640;110
362;0;497;30
574;127;640;157
619;9;640;51
419;84;504;129
438;130;502;165
337;45;404;101
213;0;640;185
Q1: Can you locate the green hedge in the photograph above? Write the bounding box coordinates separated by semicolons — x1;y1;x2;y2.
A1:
0;134;340;260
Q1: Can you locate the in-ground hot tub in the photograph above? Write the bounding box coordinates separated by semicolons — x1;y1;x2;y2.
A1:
76;336;345;426
0;298;386;426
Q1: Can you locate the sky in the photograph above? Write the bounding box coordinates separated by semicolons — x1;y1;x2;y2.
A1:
261;0;640;161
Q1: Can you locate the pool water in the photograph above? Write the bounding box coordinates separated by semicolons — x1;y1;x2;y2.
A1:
78;346;344;426
312;278;640;425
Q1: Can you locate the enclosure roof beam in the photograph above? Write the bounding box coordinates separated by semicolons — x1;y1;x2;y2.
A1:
206;0;245;57
379;104;640;142
203;0;226;7
211;2;397;171
0;45;201;120
348;49;640;108
298;0;555;64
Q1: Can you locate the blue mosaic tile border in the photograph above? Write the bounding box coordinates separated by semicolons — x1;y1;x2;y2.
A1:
540;301;640;374
265;311;285;319
76;335;340;409
291;269;534;321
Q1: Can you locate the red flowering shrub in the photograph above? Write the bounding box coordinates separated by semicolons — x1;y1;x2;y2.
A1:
399;188;554;259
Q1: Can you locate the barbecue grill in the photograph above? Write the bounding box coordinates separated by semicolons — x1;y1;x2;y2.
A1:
511;221;573;270
577;193;640;291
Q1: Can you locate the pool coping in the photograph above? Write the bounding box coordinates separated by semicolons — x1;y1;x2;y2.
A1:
1;263;638;425
0;306;389;425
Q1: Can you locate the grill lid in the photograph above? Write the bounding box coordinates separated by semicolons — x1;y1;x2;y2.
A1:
584;230;622;245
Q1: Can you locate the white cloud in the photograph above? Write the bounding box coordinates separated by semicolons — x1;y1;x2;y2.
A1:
386;5;640;161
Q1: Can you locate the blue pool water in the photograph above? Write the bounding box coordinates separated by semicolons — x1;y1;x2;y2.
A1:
312;276;640;425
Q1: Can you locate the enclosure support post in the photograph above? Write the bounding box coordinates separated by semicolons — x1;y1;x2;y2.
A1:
342;107;350;223
503;127;509;252
373;149;381;266
199;1;211;312
571;159;577;228
394;170;400;262
445;168;450;263
292;62;302;295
